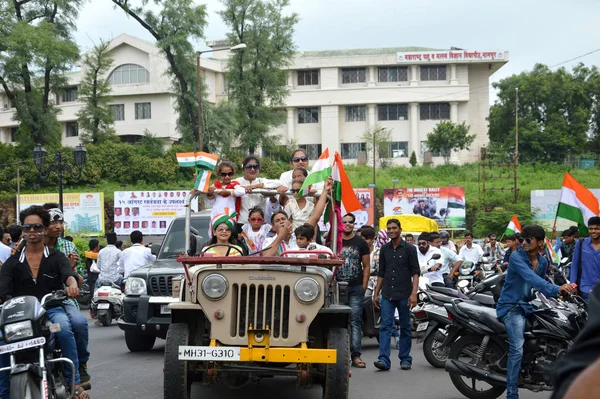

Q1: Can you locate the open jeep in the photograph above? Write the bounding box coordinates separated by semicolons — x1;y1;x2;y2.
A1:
163;190;351;399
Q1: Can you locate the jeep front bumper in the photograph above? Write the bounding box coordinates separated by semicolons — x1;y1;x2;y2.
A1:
117;295;179;338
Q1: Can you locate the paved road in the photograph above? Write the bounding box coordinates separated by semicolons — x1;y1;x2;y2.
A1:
84;310;551;399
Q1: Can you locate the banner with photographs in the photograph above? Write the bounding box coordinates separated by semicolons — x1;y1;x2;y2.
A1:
383;187;466;230
319;188;374;231
113;190;198;235
18;193;104;236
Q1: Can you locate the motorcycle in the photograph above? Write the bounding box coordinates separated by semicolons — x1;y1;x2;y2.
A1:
477;257;502;281
443;290;587;399
90;280;124;326
0;290;87;399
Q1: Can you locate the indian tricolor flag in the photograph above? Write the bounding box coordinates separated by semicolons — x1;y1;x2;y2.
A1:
332;151;362;214
194;170;212;192
504;215;522;236
544;237;560;264
176;152;198;167
176;152;219;170
298;148;331;197
556;172;599;234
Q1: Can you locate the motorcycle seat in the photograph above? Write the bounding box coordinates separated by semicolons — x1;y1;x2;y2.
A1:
429;286;460;297
455;301;506;334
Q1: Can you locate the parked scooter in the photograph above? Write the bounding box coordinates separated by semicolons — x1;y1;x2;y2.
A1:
90;280;124;326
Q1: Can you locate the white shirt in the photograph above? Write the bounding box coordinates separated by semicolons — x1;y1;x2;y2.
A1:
234;177;281;224
284;198;315;230
441;240;457;253
241;223;273;252
439;246;460;274
263;234;298;256
289;243;333;258
119;244;156;278
417;246;442;274
97;245;123;283
459;244;484;264
279;170;324;192
0;242;11;263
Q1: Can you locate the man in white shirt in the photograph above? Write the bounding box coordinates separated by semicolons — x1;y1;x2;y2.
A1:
0;226;11;264
119;230;156;278
429;232;463;288
416;233;443;274
97;232;124;286
234;155;282;224
458;232;484;264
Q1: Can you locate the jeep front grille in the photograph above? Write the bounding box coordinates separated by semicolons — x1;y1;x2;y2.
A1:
231;284;290;339
149;276;173;296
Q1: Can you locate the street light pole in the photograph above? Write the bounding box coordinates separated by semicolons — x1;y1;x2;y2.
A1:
196;43;246;152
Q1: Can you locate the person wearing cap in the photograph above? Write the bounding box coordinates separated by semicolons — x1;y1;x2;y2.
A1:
203;211;245;256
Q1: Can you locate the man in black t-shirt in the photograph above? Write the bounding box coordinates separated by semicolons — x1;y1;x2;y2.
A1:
339;213;370;368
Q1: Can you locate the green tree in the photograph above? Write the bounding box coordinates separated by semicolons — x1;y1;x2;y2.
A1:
202;101;239;154
426;121;476;164
0;0;82;147
409;151;417;167
77;40;115;144
489;63;597;162
361;124;392;168
219;0;298;154
112;0;208;146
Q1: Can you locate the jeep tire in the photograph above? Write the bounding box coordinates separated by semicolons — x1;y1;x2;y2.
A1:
125;331;156;352
164;323;192;399
322;327;350;399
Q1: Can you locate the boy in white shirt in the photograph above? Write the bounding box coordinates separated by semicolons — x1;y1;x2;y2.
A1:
293;223;333;257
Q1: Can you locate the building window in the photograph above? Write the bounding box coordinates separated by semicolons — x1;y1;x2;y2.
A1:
341;68;366;84
378;66;408;82
378;104;409;121
298;107;319;124
298;144;323;160
345;106;366;122
108;64;150;85
66;122;79;137
297;70;319;86
381;141;409;158
341;142;366;159
421;65;447;81
420;103;451;120
62;87;78;103
135;102;151;120
111;104;125;121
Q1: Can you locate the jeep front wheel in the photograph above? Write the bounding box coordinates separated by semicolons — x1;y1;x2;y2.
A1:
164;323;192;399
322;327;350;399
125;331;156;352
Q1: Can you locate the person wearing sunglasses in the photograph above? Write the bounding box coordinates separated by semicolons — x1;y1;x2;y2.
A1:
240;207;272;253
207;161;245;236
278;149;324;195
496;224;577;399
483;233;505;264
234;155;281;225
0;206;88;399
203;213;244;257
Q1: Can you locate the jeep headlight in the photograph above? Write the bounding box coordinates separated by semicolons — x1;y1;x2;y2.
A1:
202;274;228;300
4;320;34;343
294;277;320;303
125;277;147;296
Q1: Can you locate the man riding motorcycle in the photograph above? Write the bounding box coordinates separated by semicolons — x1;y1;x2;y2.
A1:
496;224;576;399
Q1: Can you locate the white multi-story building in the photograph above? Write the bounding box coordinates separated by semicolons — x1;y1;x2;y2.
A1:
0;34;508;164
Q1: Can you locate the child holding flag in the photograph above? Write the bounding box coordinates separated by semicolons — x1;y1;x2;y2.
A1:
206;161;245;236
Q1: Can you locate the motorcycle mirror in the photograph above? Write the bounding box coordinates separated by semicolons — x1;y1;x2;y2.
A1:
560;257;569;264
457;280;470;289
431;253;441;260
483;252;490;257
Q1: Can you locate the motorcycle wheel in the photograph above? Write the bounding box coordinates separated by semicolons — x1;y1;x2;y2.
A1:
10;372;41;399
99;307;113;326
448;334;506;399
423;330;449;368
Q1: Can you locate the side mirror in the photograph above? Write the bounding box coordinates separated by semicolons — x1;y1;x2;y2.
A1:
560;257;569;264
483;253;490;257
151;244;161;256
187;226;204;256
457;280;470;289
431;253;441;260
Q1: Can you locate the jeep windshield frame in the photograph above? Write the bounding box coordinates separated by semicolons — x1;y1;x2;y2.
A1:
159;217;210;259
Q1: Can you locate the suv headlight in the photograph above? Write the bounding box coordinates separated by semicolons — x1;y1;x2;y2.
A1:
125;278;147;296
4;320;34;343
202;274;228;300
294;277;320;303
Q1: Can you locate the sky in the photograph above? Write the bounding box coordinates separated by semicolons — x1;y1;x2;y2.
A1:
74;0;600;103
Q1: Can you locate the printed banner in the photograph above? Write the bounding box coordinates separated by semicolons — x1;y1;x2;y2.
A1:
319;188;374;232
531;189;600;232
18;193;104;236
396;50;505;63
113;190;198;235
383;187;466;230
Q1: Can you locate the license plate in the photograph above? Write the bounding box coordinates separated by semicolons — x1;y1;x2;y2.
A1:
416;322;429;332
160;305;171;314
178;346;241;361
459;276;472;280
97;303;110;310
0;337;46;354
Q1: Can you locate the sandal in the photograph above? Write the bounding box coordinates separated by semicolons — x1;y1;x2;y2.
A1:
352;358;366;368
73;385;89;399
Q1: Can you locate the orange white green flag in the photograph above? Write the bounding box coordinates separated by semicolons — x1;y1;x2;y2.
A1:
544;237;560;264
331;151;362;214
504;215;522;236
556;172;599;234
298;148;331;197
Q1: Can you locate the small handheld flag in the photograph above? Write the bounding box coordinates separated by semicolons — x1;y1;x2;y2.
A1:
177;151;219;193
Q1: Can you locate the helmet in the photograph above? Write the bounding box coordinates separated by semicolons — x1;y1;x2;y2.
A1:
439;230;450;239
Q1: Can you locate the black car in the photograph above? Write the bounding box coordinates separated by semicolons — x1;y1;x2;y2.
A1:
117;210;211;351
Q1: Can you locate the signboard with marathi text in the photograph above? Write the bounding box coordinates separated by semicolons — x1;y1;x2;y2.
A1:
397;50;505;64
383;187;466;230
18;193;104;236
113;190;198;235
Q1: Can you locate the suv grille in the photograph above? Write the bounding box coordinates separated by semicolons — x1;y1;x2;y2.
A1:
231;284;290;339
149;276;173;296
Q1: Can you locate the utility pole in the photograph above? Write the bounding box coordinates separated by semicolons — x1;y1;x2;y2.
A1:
16;162;21;219
197;53;204;151
514;87;519;204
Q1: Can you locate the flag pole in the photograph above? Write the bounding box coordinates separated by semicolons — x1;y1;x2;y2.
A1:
551;214;559;239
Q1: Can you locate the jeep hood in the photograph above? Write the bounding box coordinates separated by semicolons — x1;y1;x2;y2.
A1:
128;258;184;280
